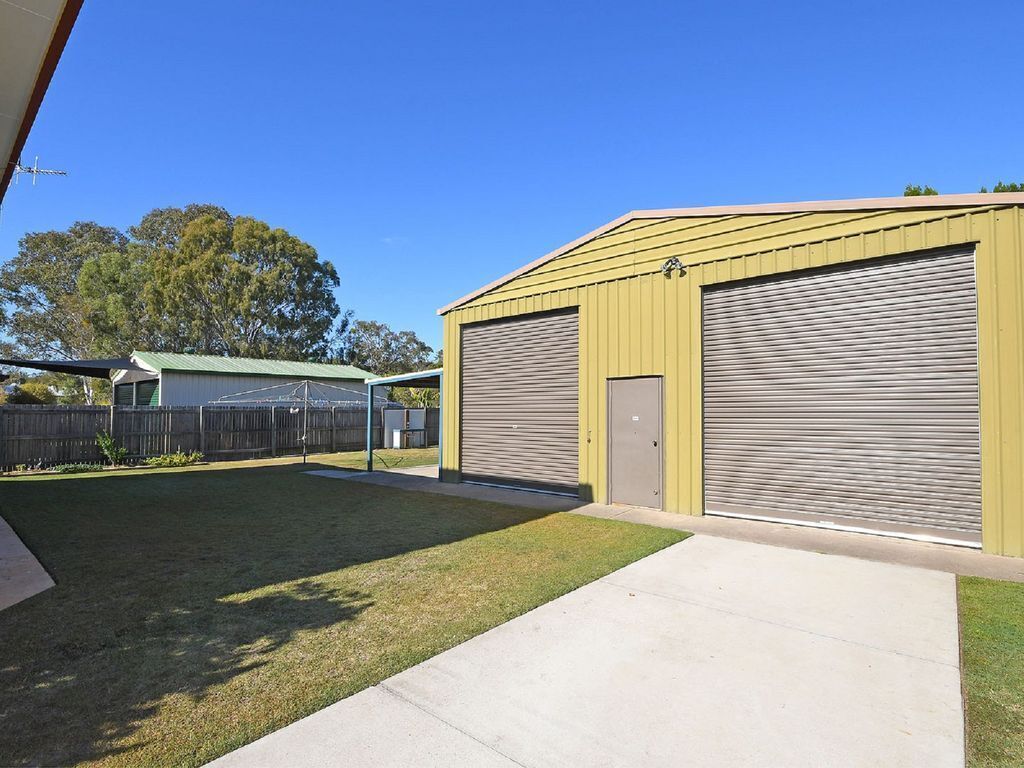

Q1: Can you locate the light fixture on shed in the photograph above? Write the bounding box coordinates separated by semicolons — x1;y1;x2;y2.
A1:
661;257;685;277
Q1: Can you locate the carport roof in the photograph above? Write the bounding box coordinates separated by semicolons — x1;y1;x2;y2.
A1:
365;369;442;389
437;191;1024;315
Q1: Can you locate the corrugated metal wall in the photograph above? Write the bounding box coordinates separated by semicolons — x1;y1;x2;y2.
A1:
441;205;1024;556
158;373;371;406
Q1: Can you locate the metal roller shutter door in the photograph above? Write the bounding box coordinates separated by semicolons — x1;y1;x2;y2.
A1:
460;310;579;494
702;249;982;545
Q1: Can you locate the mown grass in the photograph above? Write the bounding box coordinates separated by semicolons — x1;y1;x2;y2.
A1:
3;446;439;480
0;459;684;767
960;576;1024;766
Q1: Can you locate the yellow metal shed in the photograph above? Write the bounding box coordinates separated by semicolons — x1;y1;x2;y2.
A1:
438;193;1024;557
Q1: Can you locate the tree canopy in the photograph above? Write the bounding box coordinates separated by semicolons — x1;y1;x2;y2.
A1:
904;181;1023;196
337;319;435;377
0;205;344;401
334;319;439;406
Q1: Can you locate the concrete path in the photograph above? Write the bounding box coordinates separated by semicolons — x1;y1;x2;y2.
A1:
0;515;54;611
210;536;964;767
579;502;1024;583
306;466;580;512
313;464;1024;582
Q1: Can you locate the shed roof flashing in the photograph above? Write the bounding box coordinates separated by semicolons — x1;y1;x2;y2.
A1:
437;192;1024;315
130;351;375;381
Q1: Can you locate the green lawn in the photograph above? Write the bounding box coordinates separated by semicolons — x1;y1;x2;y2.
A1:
0;458;685;767
4;446;440;478
960;576;1024;766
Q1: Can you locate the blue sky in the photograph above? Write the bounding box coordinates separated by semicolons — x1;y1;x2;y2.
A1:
2;0;1021;351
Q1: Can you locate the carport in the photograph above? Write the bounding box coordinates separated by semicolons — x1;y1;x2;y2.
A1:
365;369;443;473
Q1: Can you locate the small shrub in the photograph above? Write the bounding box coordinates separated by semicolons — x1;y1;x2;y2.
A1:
52;463;105;474
143;451;203;468
96;431;128;465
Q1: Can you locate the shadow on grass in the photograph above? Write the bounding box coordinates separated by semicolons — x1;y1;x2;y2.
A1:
0;463;553;766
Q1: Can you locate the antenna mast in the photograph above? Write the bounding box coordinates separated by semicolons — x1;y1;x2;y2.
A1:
12;156;67;186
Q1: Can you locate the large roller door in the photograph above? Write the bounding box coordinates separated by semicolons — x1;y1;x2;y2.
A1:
460;310;579;494
702;249;982;545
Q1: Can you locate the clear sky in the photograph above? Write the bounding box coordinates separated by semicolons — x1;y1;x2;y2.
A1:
2;0;1021;351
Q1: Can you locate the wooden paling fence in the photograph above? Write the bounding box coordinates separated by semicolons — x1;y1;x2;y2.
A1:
0;405;440;471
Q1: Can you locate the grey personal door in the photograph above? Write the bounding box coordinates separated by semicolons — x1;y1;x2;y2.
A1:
608;377;663;508
702;248;982;544
460;309;579;494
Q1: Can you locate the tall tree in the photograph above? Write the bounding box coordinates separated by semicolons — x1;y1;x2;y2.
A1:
0;222;128;402
338;320;434;376
77;246;158;356
144;214;341;358
904;184;939;196
0;205;347;401
129;203;232;250
0;222;128;360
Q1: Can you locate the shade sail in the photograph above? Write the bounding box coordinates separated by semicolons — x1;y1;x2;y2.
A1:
0;357;148;378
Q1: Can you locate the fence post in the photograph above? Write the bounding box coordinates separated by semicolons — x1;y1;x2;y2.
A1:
109;405;115;439
270;406;277;457
331;406;337;453
198;406;205;455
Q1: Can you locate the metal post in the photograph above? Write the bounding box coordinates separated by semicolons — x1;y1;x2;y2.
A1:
437;372;443;481
302;381;309;464
198;406;205;455
331;405;337;453
366;384;374;471
270;406;277;457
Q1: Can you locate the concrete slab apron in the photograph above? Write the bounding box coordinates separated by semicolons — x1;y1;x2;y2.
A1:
210;536;964;768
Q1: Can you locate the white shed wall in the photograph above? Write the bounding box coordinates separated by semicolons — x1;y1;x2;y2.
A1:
158;372;376;406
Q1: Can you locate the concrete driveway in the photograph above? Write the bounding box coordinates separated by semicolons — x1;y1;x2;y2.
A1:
210;536;964;767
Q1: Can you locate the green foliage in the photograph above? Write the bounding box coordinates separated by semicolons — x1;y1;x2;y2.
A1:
0;222;127;403
77;247;157;356
7;379;58;404
0;206;346;392
905;181;1024;196
144;213;341;358
4;372;103;405
336;319;434;376
388;386;440;407
143;450;204;467
129;204;232;250
96;430;128;465
979;181;1024;193
51;463;105;474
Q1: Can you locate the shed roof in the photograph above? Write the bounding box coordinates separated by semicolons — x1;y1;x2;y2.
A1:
437;192;1024;315
132;351;375;381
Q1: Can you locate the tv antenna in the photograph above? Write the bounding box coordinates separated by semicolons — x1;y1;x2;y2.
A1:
1;156;68;228
12;156;67;186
